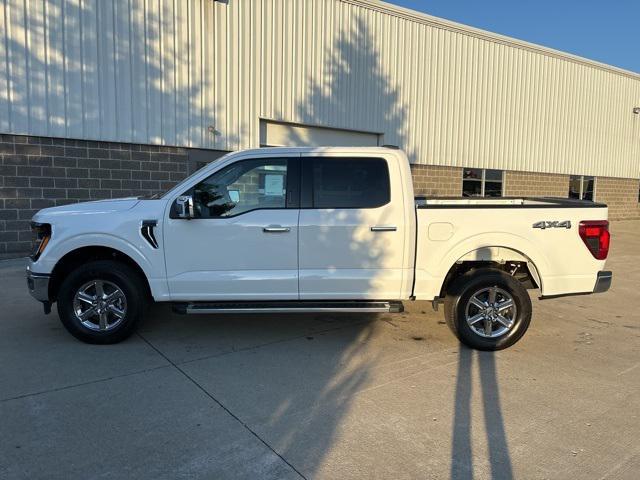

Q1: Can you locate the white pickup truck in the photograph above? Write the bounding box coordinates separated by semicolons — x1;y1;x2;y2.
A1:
26;147;612;350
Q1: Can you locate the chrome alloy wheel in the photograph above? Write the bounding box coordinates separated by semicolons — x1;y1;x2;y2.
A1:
464;286;517;338
72;280;127;331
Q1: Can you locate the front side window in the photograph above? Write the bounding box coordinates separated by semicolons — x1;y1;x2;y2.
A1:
569;175;595;201
463;168;503;197
311;157;390;208
189;158;288;218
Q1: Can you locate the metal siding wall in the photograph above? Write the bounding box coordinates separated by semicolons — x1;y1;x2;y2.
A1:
80;0;98;139
0;0;8;132
0;0;639;178
259;0;640;178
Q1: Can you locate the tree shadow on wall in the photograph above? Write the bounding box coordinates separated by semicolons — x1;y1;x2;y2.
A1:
0;0;238;150
285;17;407;152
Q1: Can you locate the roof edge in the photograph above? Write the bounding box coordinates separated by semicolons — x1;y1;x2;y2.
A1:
341;0;640;81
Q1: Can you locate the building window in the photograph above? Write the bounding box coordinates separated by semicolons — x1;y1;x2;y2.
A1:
569;175;595;201
462;168;504;197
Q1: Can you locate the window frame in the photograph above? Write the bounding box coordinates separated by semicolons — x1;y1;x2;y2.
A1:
300;156;392;209
569;175;596;201
170;157;301;219
462;168;504;198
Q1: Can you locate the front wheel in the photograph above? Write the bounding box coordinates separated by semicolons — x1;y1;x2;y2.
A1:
444;269;532;351
57;260;148;344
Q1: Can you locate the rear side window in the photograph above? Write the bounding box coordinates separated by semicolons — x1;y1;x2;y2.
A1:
311;157;390;208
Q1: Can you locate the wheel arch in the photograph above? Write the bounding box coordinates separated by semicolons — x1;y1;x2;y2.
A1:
49;246;152;302
438;246;543;299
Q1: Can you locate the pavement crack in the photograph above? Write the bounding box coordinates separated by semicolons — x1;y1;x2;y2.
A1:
136;332;308;480
0;364;171;404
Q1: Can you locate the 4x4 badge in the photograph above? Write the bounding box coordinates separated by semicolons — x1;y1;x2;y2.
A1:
533;220;572;229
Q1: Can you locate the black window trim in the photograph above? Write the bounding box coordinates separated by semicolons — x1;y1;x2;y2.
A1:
170;157;301;219
300;156;392;210
462;168;504;198
569;174;596;201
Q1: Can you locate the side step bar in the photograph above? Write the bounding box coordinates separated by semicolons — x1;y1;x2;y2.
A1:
172;301;404;315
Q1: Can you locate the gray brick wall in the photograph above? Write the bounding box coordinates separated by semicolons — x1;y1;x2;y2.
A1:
0;134;192;258
3;133;639;259
410;164;463;196
503;171;569;197
595;177;640;221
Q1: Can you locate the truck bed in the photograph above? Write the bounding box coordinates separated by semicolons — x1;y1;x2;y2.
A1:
412;196;609;300
415;196;608;209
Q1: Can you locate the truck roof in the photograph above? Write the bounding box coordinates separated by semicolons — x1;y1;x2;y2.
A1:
235;146;405;157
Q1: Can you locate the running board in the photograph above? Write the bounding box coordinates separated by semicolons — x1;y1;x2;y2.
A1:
172;301;404;315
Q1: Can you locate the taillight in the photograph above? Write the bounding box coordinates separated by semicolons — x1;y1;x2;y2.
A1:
579;220;610;260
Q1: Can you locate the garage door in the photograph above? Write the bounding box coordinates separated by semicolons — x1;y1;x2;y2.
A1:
260;120;380;147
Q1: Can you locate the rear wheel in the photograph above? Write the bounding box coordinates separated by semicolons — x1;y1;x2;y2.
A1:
57;260;147;344
444;269;532;351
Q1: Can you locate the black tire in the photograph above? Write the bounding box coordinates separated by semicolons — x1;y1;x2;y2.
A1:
56;260;148;344
444;268;532;351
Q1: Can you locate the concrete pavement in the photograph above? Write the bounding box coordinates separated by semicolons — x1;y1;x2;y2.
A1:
1;221;639;479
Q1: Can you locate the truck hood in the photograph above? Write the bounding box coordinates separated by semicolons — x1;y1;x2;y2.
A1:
33;198;140;221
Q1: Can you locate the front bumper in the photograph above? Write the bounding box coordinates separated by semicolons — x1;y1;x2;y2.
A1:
26;269;51;302
593;270;612;293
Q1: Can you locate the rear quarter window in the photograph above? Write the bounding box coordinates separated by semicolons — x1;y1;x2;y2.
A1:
311;157;390;209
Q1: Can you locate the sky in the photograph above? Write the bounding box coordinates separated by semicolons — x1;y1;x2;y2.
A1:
390;0;640;74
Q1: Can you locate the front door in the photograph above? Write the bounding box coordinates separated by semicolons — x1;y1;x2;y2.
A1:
298;154;407;300
164;156;300;301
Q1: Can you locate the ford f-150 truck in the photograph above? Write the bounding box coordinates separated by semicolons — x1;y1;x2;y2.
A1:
26;147;612;350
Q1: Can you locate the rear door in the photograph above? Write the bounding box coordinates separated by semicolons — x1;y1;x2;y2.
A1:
298;153;406;299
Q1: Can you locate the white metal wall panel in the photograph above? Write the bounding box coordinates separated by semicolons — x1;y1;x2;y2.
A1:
258;0;640;178
0;0;10;132
80;0;99;139
0;0;639;178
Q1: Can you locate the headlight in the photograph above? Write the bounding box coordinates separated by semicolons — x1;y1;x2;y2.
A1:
30;222;51;260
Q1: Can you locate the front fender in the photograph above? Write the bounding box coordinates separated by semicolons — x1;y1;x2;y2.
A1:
33;233;169;301
49;233;153;273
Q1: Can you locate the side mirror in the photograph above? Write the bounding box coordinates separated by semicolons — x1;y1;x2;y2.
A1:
175;195;195;219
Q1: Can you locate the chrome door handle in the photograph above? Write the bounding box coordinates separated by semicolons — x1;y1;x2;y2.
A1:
371;225;397;232
263;225;291;233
